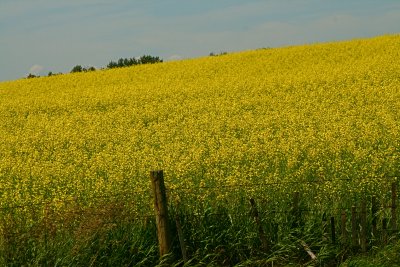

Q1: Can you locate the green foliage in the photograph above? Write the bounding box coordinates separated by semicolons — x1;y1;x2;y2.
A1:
107;55;163;69
209;51;228;56
26;73;38;78
342;240;400;267
0;200;160;266
47;71;62;77
138;54;163;64
71;65;83;73
86;66;96;72
70;65;96;73
36;55;161;78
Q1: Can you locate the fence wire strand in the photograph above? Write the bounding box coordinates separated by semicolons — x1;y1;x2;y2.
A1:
0;175;398;232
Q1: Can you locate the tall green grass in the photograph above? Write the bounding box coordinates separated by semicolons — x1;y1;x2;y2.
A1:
1;179;398;266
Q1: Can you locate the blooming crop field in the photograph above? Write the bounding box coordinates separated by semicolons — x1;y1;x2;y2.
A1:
0;35;399;215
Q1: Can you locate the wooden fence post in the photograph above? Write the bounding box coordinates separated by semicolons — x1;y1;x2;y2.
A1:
175;215;188;263
391;182;397;233
360;200;367;252
351;206;358;249
371;196;378;241
322;212;328;241
250;198;268;250
341;211;347;245
150;170;172;257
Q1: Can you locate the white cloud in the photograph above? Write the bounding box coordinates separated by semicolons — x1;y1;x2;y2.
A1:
29;64;44;75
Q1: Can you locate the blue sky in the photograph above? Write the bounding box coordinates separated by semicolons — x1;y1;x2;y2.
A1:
1;0;399;81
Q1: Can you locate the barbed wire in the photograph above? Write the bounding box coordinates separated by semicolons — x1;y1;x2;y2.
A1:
1;174;397;194
166;176;398;192
3;200;396;239
167;203;398;219
1;197;398;241
1;213;157;238
0;175;398;216
0;187;151;211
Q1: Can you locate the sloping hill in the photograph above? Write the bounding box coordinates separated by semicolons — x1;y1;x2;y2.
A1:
0;35;399;203
0;34;399;266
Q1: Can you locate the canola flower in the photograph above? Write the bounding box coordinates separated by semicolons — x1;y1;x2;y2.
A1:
0;35;399;217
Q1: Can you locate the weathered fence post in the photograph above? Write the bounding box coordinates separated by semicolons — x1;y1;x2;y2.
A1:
322;212;328;241
150;170;172;257
175;215;188;263
250;198;268;250
371;196;378;241
351;206;358;249
391;182;397;233
360;200;367;252
341;211;347;245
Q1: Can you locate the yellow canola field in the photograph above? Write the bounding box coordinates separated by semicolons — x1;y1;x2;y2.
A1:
0;34;399;210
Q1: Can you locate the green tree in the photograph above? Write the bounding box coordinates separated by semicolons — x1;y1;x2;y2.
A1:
106;55;163;69
117;58;125;68
107;61;118;69
71;65;83;73
27;73;38;78
138;55;162;64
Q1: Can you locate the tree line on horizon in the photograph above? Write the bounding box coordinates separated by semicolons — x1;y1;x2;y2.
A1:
25;52;230;79
26;55;163;79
